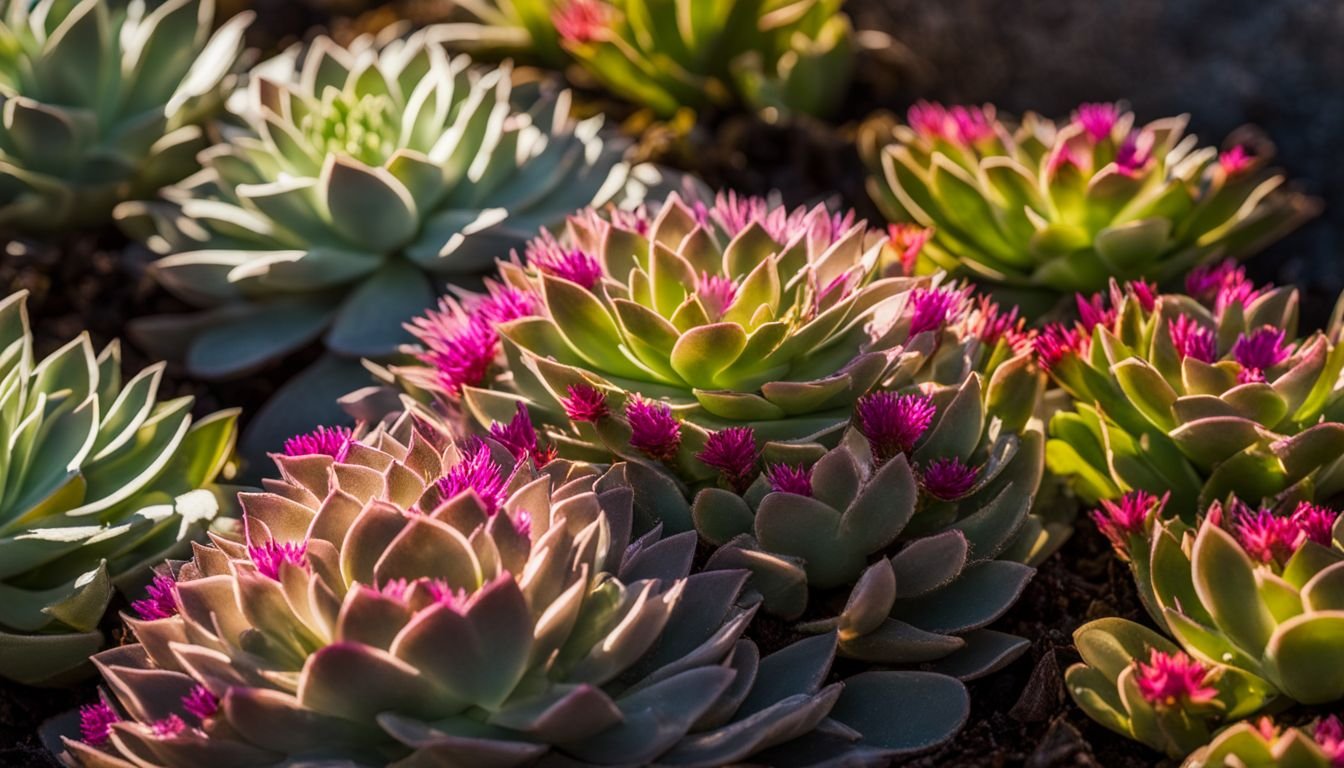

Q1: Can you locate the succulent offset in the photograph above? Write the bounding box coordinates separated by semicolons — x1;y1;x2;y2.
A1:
1066;617;1275;758
448;0;854;119
116;28;658;449
859;101;1317;313
61;417;971;766
1184;715;1344;768
0;291;240;686
0;0;250;233
1041;271;1344;519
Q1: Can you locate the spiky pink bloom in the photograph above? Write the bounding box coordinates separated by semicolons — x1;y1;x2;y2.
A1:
416;317;498;394
855;391;936;463
438;441;508;514
765;463;813;496
696;272;740;320
1168;315;1217;363
490;403;555;468
1090;490;1167;559
607;206;652;236
886;223;932;276
561;383;610;423
131;573;179;621
1292;502;1340;549
182;686;218;722
283;425;353;461
378;578;414;603
151;715;187;739
1233;327;1290;382
1074;102;1120;142
79;701;119;747
476;286;537;325
1134;650;1218;709
1314;716;1344;766
1219;145;1253;175
1034;323;1087;372
423;580;471;612
1187;260;1264;316
526;230;604;290
697;427;759;493
626;396;681;461
553;0;608;43
1186;260;1238;298
249;540;309;581
920;458;980;500
1124;280;1158;313
1233;505;1300;567
1076;291;1115;333
1115;132;1151;175
908;101;995;145
967;295;1031;353
909;286;968;336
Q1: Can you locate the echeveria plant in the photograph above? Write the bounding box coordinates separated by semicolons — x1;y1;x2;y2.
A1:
61;417;972;766
0;0;251;233
1041;270;1344;519
0;291;239;686
1089;490;1344;706
117;29;659;453
1184;716;1344;768
859;102;1317;314
447;0;854;119
1066;618;1275;758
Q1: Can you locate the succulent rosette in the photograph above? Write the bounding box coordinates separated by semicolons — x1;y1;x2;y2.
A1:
116;28;660;453
858;101;1317;314
0;0;251;233
1040;268;1344;519
0;291;240;686
1184;715;1344;768
1087;490;1344;707
1066;618;1276;758
61;417;972;766
449;0;853;119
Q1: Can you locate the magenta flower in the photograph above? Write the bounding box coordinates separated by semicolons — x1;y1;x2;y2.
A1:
697;427;759;493
526;230;604;290
423;579;471;613
855;391;936;464
1074;102;1120;142
561;383;610;423
79;700;120;747
1233;327;1291;382
765;463;813;496
1124;280;1158;313
490;403;555;468
131;572;179;621
1090;490;1167;559
908;101;995;145
920;457;980;500
1232;505;1300;567
1115;132;1151;175
1168;315;1217;363
886;223;932;276
626;396;681;461
1134;649;1218;709
1034;323;1088;372
415;316;499;394
553;0;608;43
696;272;740;320
908;286;967;336
1219;145;1253;175
1076;291;1115;332
476;285;537;326
1315;716;1344;765
282;425;353;461
249;540;309;581
438;441;508;514
1187;260;1263;316
182;686;218;722
1291;502;1340;549
968;295;1030;352
151;715;187;739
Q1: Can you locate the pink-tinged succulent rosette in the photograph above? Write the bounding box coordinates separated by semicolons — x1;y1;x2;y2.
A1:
60;415;972;766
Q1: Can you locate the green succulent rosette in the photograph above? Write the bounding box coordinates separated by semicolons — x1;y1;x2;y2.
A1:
858;101;1317;315
446;0;854;119
60;416;970;767
1042;273;1344;520
1066;618;1275;758
0;291;240;686
0;0;250;233
1183;715;1344;768
116;28;660;454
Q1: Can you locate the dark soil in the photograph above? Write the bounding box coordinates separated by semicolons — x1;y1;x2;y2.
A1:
4;0;1342;765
